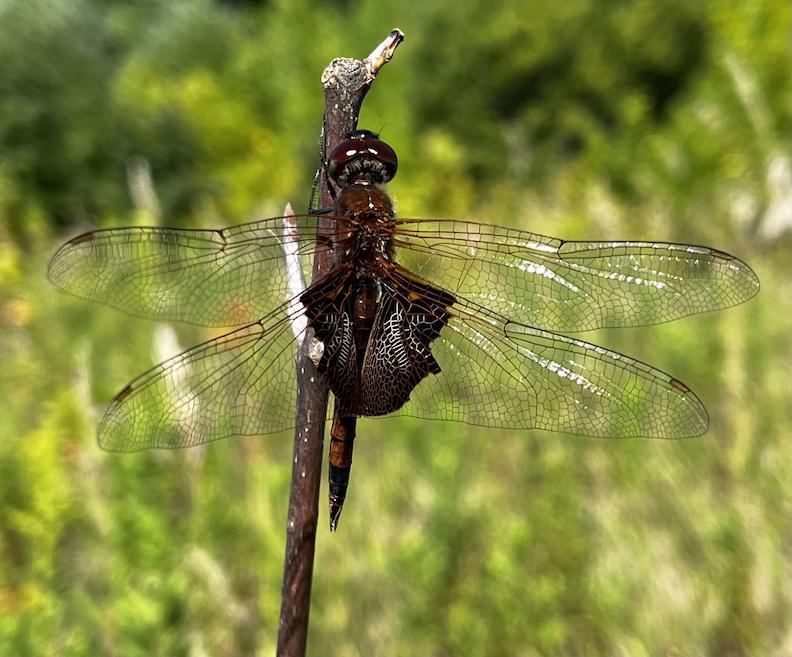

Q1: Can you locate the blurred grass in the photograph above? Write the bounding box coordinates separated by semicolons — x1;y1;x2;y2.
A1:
1;0;791;655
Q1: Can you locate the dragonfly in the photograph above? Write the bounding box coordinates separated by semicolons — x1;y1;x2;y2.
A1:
49;129;760;530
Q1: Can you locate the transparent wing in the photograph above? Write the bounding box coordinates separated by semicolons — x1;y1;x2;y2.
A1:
394;219;759;332
396;298;708;438
98;303;319;451
49;215;326;327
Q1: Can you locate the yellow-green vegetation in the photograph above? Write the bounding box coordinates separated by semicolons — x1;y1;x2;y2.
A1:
1;1;790;655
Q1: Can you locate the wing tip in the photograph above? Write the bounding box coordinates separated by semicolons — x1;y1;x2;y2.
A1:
670;377;710;438
739;259;761;302
48;232;96;287
711;249;760;305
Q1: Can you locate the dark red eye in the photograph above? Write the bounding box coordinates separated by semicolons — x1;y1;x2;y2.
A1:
326;130;398;185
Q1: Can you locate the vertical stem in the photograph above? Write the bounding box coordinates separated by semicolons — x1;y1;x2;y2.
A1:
276;29;404;657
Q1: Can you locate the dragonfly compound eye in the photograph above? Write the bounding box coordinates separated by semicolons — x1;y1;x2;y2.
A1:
326;130;398;186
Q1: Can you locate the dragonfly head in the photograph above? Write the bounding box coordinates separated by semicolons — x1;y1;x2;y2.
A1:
326;129;398;188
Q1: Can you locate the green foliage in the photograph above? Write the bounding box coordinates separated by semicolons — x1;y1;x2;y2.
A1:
1;0;790;655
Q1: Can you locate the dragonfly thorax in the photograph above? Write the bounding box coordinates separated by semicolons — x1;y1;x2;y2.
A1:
335;185;396;269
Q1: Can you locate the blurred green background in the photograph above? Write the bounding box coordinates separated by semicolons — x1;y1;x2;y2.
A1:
1;0;790;655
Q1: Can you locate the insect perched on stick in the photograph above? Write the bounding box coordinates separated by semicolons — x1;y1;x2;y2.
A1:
49;129;759;530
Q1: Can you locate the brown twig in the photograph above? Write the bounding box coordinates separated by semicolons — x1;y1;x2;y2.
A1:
276;29;404;657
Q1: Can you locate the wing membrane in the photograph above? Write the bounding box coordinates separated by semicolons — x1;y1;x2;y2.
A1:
49;215;328;327
394;219;759;332
98;303;318;451
397;299;708;438
55;211;752;443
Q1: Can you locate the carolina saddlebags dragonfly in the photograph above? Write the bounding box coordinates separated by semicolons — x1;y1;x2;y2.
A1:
49;129;759;530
